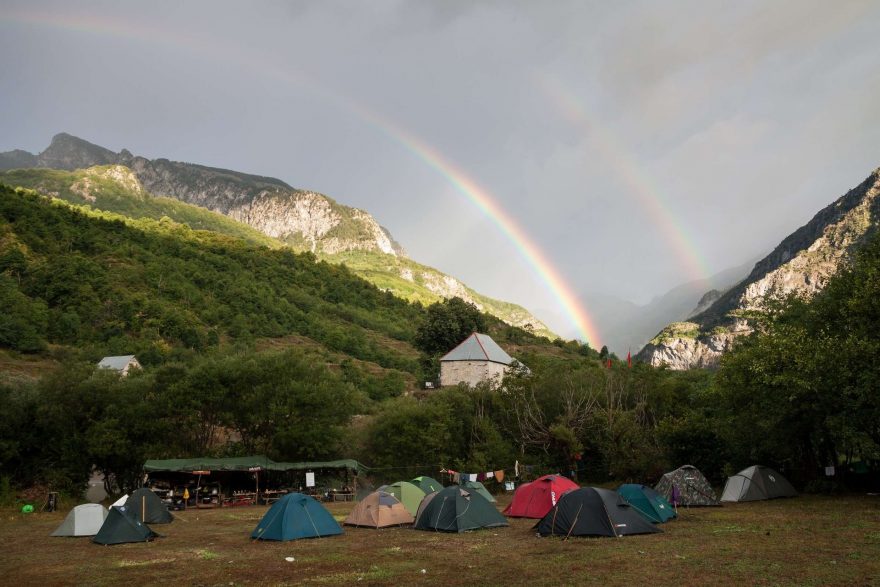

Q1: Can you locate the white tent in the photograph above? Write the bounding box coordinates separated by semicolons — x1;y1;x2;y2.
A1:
111;494;129;507
51;503;109;537
721;465;797;502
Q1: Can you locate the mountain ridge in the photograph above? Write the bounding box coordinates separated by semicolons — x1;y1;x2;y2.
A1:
638;166;880;369
1;134;554;337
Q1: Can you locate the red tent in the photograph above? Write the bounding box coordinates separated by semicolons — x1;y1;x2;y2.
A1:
503;474;579;518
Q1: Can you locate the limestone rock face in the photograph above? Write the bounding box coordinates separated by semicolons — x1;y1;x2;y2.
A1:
639;167;880;370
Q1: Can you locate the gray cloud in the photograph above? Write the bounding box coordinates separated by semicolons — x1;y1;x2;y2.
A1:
1;0;879;345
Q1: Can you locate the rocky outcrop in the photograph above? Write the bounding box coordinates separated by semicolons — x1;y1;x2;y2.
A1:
639;167;880;369
1;133;406;257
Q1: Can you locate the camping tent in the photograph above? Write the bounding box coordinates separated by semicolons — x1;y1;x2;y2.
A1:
376;481;426;516
411;476;443;494
535;487;662;538
461;480;496;503
344;490;414;528
654;465;720;507
503;474;579;518
251;493;342;541
93;505;158;545
110;494;128;507
721;465;797;502
128;488;174;524
51;504;108;537
414;485;508;533
617;484;677;523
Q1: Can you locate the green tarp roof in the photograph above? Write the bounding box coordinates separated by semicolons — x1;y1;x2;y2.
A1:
144;455;367;474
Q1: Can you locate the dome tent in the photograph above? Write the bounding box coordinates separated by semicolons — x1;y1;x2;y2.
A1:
376;481;426;516
128;488;174;524
344;491;414;528
617;484;677;523
654;465;720;507
251;493;342;541
411;476;443;494
93;505;158;545
51;504;109;537
414;485;508;533
461;480;496;503
721;465;797;502
503;474;579;519
535;487;662;538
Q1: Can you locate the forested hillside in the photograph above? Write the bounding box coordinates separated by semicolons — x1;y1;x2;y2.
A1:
1;182;876;498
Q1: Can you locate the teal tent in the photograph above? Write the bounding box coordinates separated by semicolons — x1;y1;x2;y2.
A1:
93;506;158;545
414;485;508;533
128;488;173;524
618;484;677;523
411;476;443;494
251;493;342;541
461;480;496;503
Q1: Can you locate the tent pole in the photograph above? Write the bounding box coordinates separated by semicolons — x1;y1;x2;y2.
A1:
563;504;583;541
142;495;146;523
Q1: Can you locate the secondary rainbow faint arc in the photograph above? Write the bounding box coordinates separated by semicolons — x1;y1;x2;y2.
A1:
2;10;603;346
539;74;711;282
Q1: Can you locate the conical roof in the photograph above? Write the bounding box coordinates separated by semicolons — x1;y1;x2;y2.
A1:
439;333;513;365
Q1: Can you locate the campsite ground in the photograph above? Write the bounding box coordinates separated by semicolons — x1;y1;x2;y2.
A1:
1;494;878;586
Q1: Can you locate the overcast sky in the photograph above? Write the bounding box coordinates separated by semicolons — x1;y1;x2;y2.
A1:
2;0;880;344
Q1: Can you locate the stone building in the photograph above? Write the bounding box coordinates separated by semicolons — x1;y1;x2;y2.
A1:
439;333;521;388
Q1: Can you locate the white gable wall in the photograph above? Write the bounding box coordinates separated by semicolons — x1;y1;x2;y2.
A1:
440;360;508;388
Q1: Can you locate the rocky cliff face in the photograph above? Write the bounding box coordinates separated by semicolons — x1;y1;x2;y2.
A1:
639;167;880;370
0;133;405;257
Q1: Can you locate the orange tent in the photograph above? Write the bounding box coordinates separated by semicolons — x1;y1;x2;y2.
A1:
344;491;414;528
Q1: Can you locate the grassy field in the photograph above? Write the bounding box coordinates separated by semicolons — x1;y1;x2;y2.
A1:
1;494;878;586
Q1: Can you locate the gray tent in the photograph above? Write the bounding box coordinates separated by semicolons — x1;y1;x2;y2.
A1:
721;465;797;502
655;465;720;507
51;504;108;537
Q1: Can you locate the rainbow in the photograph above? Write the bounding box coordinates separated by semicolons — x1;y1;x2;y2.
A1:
538;74;711;282
1;10;603;345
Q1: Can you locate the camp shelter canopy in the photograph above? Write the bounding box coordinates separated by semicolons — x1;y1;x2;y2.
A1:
93;505;158;545
344;491;414;528
376;481;426;516
535;487;662;538
143;455;367;475
414;485;508;533
618;484;677;523
251;493;342;541
504;474;579;519
654;465;720;507
411;476;443;494
51;504;108;537
721;465;797;502
461;480;496;503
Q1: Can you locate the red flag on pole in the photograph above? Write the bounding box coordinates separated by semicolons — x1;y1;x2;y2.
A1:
627;350;632;368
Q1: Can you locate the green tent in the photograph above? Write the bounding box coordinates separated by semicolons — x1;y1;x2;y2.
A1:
414;485;508;533
377;481;426;516
461;480;495;503
411;476;443;494
129;488;173;524
618;484;677;523
93;506;158;545
251;493;342;541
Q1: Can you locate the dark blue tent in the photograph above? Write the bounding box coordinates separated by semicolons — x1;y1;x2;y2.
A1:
251;493;342;541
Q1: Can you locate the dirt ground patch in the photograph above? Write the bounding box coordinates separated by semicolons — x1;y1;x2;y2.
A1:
1;495;878;586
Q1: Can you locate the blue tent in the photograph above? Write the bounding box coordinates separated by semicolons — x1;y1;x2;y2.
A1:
251;493;342;541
